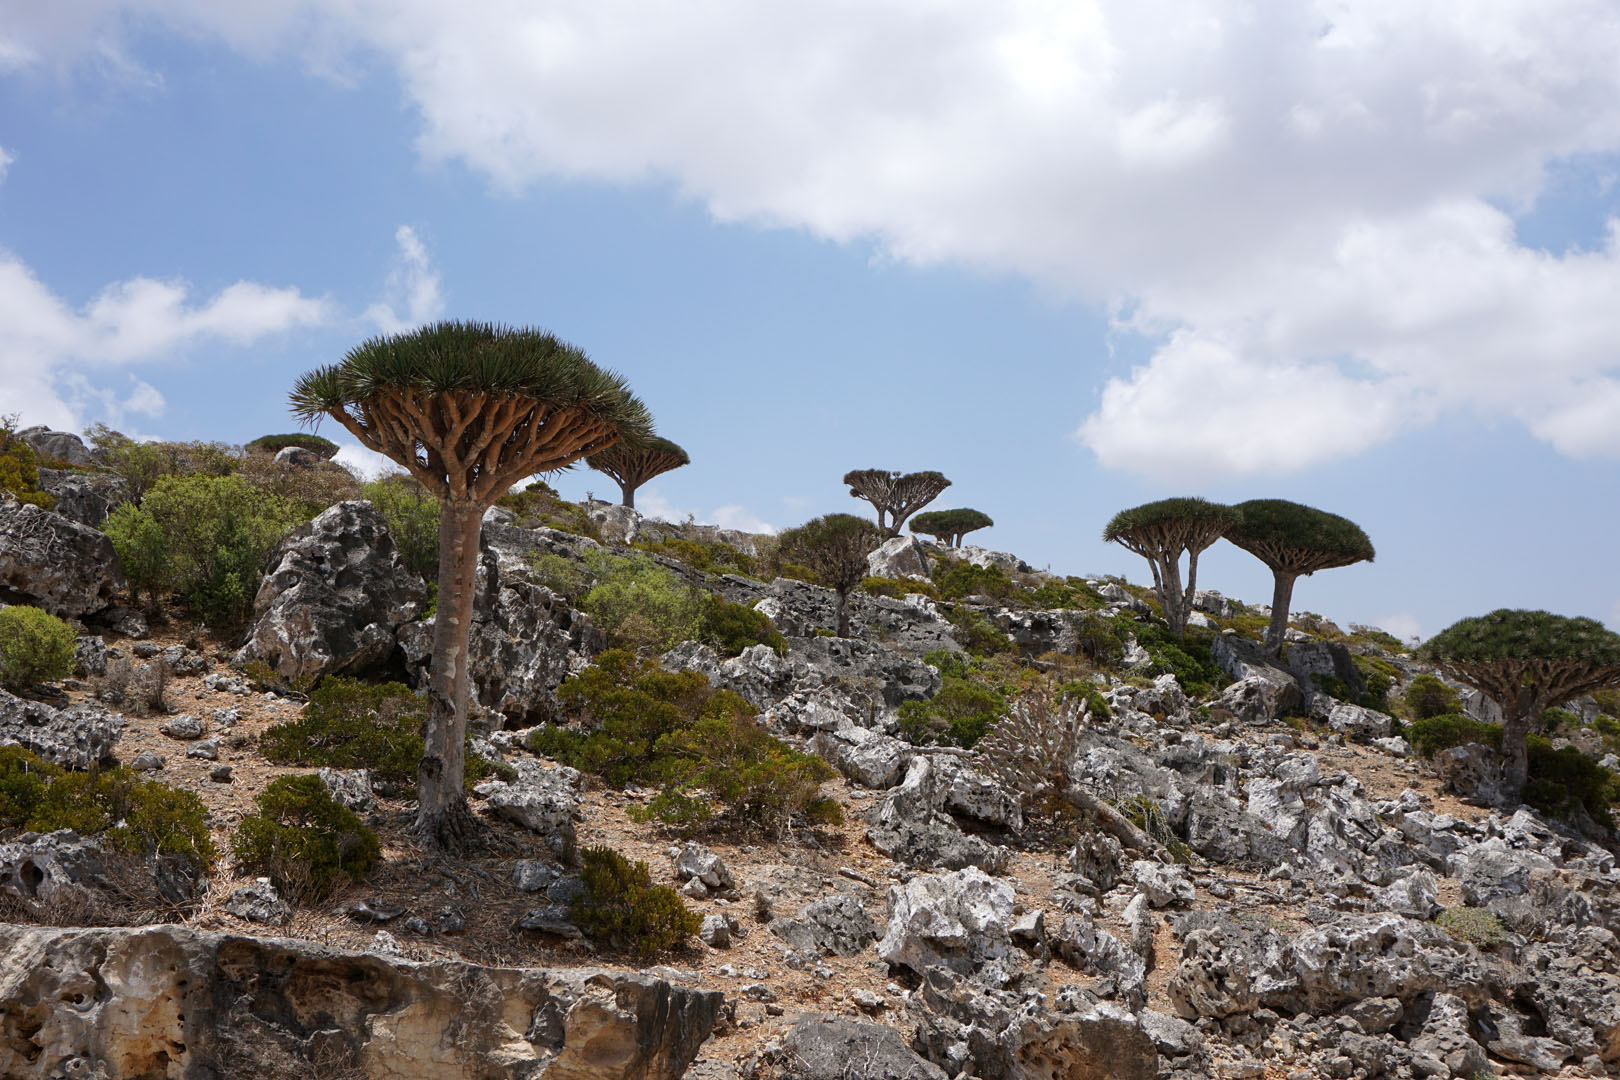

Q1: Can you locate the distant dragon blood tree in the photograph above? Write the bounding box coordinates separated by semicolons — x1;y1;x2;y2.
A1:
1103;498;1236;637
910;508;994;548
1421;610;1620;805
776;513;883;637
587;436;689;509
844;469;950;537
290;321;652;849
1225;499;1375;655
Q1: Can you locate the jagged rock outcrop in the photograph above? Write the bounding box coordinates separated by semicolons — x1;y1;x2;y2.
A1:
236;501;429;680
876;866;1015;978
767;1015;946;1080
769;895;880;958
0;495;124;616
0;923;723;1080
866;535;930;580
0;689;122;769
16;426;95;467
34;468;130;528
865;756;1010;873
474;760;582;860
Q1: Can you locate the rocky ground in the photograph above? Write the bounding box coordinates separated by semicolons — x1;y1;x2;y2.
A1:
4;463;1620;1080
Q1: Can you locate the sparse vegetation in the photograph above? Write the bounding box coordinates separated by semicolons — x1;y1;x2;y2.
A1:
0;417;55;510
571;846;700;958
1436;907;1508;947
232;775;381;900
17;759;215;871
244;433;340;458
0;605;77;693
579;552;705;653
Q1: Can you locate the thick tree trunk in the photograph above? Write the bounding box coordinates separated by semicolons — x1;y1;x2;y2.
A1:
1158;554;1186;636
1264;572;1297;656
620;480;635;509
835;588;852;638
1059;783;1167;859
1499;689;1537;805
418;501;484;850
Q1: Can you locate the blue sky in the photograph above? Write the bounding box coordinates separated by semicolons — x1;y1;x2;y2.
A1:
2;3;1618;640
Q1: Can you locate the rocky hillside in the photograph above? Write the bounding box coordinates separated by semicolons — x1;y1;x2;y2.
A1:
2;423;1620;1080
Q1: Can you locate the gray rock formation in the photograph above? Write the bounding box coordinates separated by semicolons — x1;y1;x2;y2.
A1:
0;923;722;1080
0;689;122;768
865;756;1010;873
473;759;581;860
224;878;292;925
876;866;1015;978
769;1015;946;1080
236;501;429;681
769;895;879;957
16;426;94;467
34;468;130;528
0;496;125;616
866;535;931;580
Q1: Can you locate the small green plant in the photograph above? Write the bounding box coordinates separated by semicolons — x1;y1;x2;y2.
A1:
362;475;441;582
933;559;1017;602
232;775;381;900
1069;611;1129;668
859;576;941;601
0;605;77;693
701;595;787;657
1435;907;1508;947
1130;621;1227;698
1407;713;1503;758
0;417;55;510
25;764;215;870
1595;714;1620;754
1525;737;1620;827
898;678;1006;748
571;846;700;958
530;553;592;600
579;553;704;653
1057;681;1112;719
947;605;1014;657
259;677;427;786
1540;707;1580;733
1404;674;1462;720
0;745;57;827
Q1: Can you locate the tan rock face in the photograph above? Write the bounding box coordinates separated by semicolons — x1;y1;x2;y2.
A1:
0;925;722;1080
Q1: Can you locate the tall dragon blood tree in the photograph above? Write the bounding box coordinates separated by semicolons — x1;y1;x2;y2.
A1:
844;469;950;537
1102;497;1236;637
290;321;652;848
1225;499;1375;655
910;508;994;548
587;435;689;509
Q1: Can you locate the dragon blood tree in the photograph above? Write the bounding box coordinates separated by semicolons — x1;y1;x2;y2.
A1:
1421;610;1620;805
290;321;652;848
1225;499;1375;655
843;469;950;537
910;508;994;548
1102;497;1237;637
776;513;883;637
587;435;689;509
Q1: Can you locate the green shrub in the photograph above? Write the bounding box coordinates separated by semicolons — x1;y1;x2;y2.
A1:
579;553;704;653
235;453;361;513
86;425;237;501
232;775;381;900
1541;707;1580;733
947;606;1014;657
1593;689;1620;719
1404;675;1462;720
571;846;700;958
244;433;339;458
1351;654;1397;712
259;677;427;786
1349;626;1408;653
494;486;603;541
860;576;941;601
1435;907;1507;947
1023;578;1105;611
701;595;786;657
0;606;77;693
0;419;54;510
0;745;58;827
530;553;592;600
1070;611;1129;668
26;766;215;870
1131;622;1226;698
1595;714;1620;754
1525;737;1620;827
898;677;1006;748
103;473;310;631
934;560;1016;602
1058;681;1113;719
923;649;974;680
362;475;440;582
531;650;840;835
1407;713;1502;758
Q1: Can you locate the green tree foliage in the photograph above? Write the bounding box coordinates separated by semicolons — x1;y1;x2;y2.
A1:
1404;674;1462;720
571;846;700;958
102;474;310;631
244;433;340;458
933;559;1018;602
843;469;951;537
232;775;382;900
1225;500;1375;654
21;761;215;870
1103;498;1237;637
898;677;1006;747
580;553;706;653
86;425;237;502
0;417;55;510
290;321;653;849
910;508;993;547
529;650;840;836
362;474;441;581
587;436;690;509
701;595;787;657
0;606;77;693
1421;609;1620;805
776;514;885;637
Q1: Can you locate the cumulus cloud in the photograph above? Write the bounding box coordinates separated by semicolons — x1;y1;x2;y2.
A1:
0;146;13;183
1374;612;1425;646
12;1;1620;477
364;225;443;334
0;246;330;431
334;442;404;480
637;489;775;534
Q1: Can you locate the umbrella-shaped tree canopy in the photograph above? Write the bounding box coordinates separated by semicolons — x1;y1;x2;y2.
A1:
587;435;690;509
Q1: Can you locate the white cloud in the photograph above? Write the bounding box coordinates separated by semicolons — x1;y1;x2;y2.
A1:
636;489;774;533
14;1;1620;477
711;505;776;535
1373;612;1425;645
364;225;444;334
333;442;404;480
0;146;13;183
0;245;330;431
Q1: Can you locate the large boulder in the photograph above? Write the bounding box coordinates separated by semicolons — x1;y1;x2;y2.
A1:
0;496;124;616
1210;635;1301;721
769;1016;945;1080
0;923;723;1080
876;865;1015;978
473;759;581;860
0;689;122;769
867;535;931;580
16;427;94;468
770;895;881;957
865;756;1010;873
235;501;428;681
33;469;130;528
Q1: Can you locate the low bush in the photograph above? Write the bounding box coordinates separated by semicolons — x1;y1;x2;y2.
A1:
232;775;381;900
102;473;310;632
947;606;1014;657
579;553;704;653
94;657;170;716
86;425;237;502
235;454;361;513
571;846;700;958
1349;625;1408;653
1435;907;1508;947
530;650;840;835
0;418;54;510
244;433;339;458
0;606;76;693
1541;707;1581;733
1022;577;1106;611
363;475;440;582
1403;675;1461;720
635;536;760;579
19;760;215;870
898;677;1006;748
1069;611;1129;668
1057;680;1113;719
1596;715;1620;754
494;485;602;540
1407;714;1502;758
859;576;941;601
1131;621;1226;698
701;595;786;657
933;560;1017;602
0;745;57;827
1525;738;1620;827
530;553;592;600
259;677;426;786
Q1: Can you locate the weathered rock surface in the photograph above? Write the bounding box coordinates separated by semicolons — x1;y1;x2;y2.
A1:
0;496;125;615
236;501;429;681
769;1015;946;1080
866;535;931;581
0;689;122;768
474;760;582;860
769;895;879;957
865;756;1010;874
876;866;1015;978
34;468;130;528
0;923;723;1080
16;426;95;467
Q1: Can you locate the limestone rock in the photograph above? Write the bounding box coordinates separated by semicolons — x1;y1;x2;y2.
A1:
224;878;292;926
1435;743;1510;807
159;714;204;740
0;496;125;616
672;842;735;894
0;923;723;1080
809;725;909;789
769;895;879;957
1132;860;1195;908
0;689;122;768
474;760;581;860
866;535;931;580
235;501;429;681
876;866;1015;978
771;1015;946;1080
865;756;1010;874
34;468;130;528
318;768;374;813
17;426;95;467
1409;993;1488;1078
